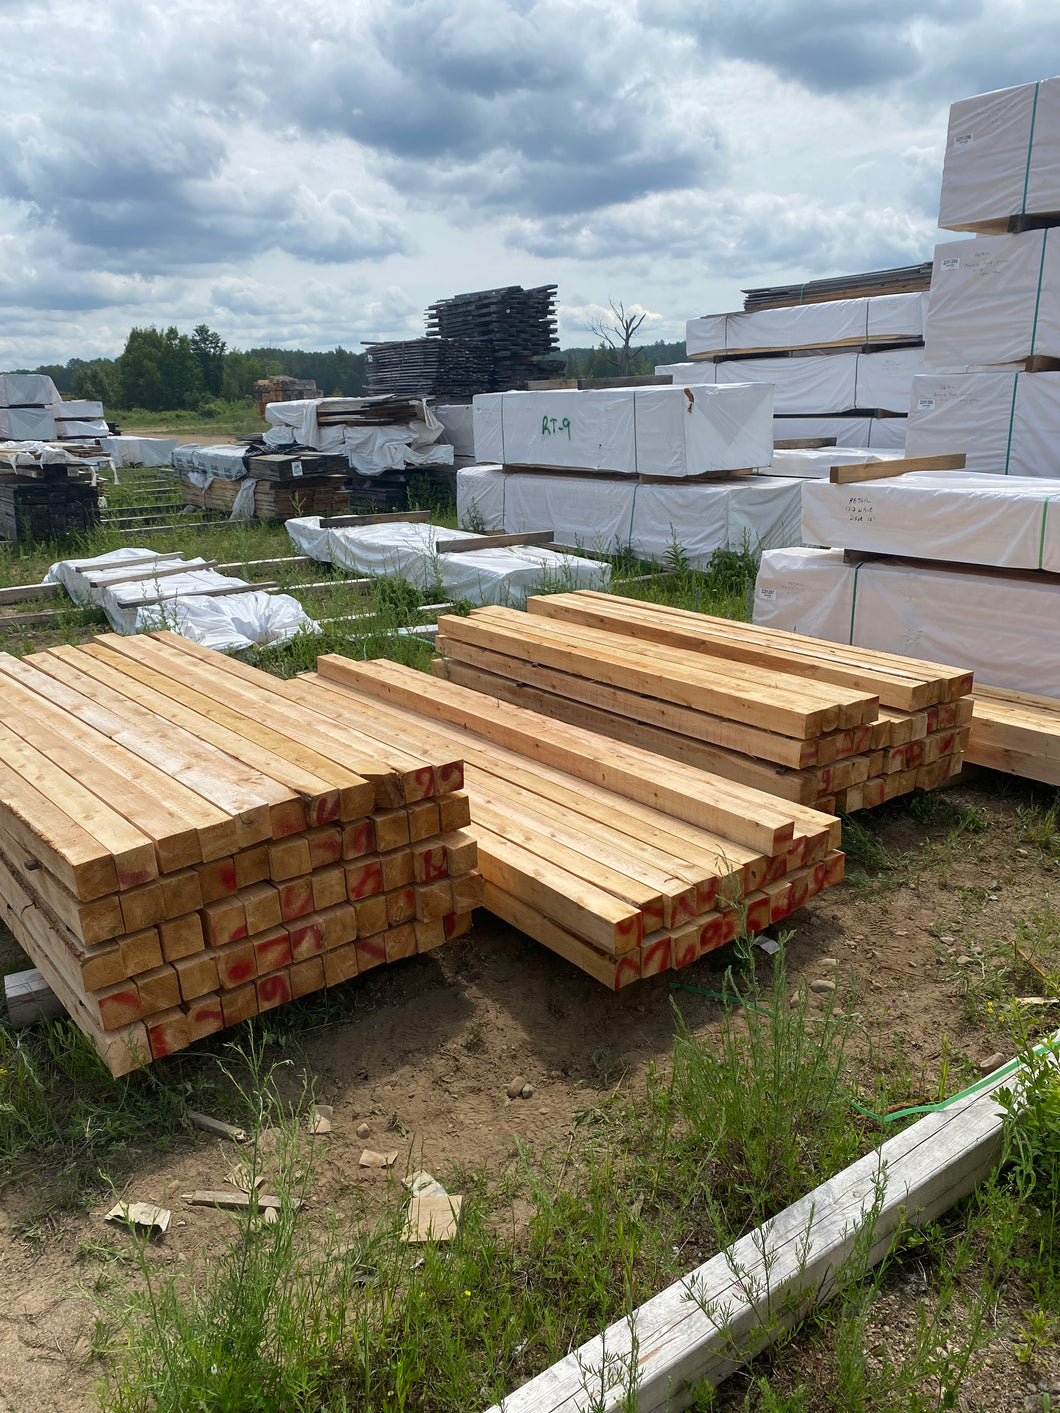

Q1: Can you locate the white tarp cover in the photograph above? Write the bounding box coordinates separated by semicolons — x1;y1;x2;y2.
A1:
45;547;319;648
905;370;1060;476
924;229;1060;366
102;436;179;467
763;447;902;479
55;399;104;419
286;514;609;606
435;404;476;457
753;545;1060;697
686;292;929;358
654;362;716;384
170;443;248;478
939;78;1060;232
263;398;452;475
471;384;773;476
56;419;109;438
0;374;59;407
0;440;69;469
773;416;908;449
712;348;923;415
801;470;1060;570
456;464;805;566
0;407;56;440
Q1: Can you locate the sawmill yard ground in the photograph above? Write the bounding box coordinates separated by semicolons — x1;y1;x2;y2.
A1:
0;492;1058;1411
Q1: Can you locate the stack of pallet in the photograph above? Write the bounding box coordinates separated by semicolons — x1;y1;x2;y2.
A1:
0;463;100;541
0;633;478;1075
432;594;973;815
283;656;845;989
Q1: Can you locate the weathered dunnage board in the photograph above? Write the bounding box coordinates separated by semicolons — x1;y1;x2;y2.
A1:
486;1044;1053;1412
0;634;480;1073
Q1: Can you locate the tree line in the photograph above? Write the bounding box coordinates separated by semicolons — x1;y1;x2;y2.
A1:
12;326;688;413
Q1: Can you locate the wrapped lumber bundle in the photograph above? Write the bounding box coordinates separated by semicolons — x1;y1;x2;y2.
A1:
741;264;932;311
287;655;846;988
904;370;1060;477
686;293;928;360
0;633;478;1075
179;472;350;518
938;78;1060;234
432;595;972;817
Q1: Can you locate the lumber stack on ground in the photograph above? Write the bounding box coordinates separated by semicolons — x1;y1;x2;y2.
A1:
968;683;1060;787
431;595;974;816
178;472;350;519
291;656;845;989
0;633;478;1075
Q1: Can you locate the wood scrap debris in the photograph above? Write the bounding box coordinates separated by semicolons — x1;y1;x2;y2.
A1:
402;1194;463;1243
105;1201;171;1234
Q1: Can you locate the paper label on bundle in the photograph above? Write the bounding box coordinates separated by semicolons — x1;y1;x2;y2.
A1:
953;132;973;148
292;460;303;477
917;398;936;411
940;257;960;272
758;586;776;601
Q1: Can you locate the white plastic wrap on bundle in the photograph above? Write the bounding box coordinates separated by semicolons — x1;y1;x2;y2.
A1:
761;447;902;480
772;416;907;449
0;373;60;407
103;436;180;468
686;292;928;358
471;384;773;474
0;407;56;440
170;444;248;479
905;370;1060;476
286;514;610;606
55;418;110;438
801;470;1060;571
0;439;70;469
753;546;1060;697
939;79;1060;232
264;398;453;475
128;591;317;650
654;362;717;384
455;465;806;565
45;549;216;606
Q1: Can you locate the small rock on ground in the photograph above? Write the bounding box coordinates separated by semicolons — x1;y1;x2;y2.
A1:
520;1083;534;1100
506;1076;528;1099
810;979;837;993
979;1052;1007;1075
356;1122;371;1139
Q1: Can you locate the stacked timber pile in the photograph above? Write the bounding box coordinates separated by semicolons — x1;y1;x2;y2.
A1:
0;462;99;541
253;376;322;419
433;594;973;815
741;264;933;311
426;285;564;390
968;683;1060;787
0;633;478;1074
282;656;845;989
365;338;494;399
180;473;350;518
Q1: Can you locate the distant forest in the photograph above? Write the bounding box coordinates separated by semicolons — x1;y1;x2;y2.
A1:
12;330;692;412
10;327;688;412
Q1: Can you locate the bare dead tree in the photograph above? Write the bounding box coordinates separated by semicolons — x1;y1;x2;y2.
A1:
585;299;649;376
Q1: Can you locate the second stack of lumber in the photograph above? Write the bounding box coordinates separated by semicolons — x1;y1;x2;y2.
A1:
179;473;350;519
967;683;1060;787
282;656;845;989
432;593;974;815
0;632;479;1075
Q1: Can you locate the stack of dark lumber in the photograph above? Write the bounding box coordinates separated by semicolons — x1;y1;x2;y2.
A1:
365;338;495;399
0;633;478;1075
432;594;974;815
426;285;563;389
246;451;350;481
179;473;350;519
0;464;99;541
742;264;933;311
314;395;428;426
287;656;845;989
967;683;1060;787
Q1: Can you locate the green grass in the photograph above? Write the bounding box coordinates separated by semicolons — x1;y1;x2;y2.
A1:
114;400;266;438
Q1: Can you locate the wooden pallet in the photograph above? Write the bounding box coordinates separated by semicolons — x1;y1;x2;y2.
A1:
294;656;845;987
0;635;478;1074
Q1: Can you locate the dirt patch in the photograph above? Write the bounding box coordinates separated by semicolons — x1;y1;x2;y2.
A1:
0;771;1057;1412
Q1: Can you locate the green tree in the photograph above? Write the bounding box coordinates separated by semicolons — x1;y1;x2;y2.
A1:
71;359;116;406
116;326;202;411
191;324;226;397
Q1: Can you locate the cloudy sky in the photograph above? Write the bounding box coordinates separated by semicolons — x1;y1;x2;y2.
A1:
1;0;1055;367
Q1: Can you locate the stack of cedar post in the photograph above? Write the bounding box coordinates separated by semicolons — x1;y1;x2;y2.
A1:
0;633;479;1075
431;593;974;815
281;655;846;990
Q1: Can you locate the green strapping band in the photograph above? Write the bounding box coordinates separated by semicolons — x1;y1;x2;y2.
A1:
1003;372;1020;475
848;560;863;644
1021;80;1041;214
1039;494;1054;570
501;472;507;528
1029;228;1049;356
626;480;641;549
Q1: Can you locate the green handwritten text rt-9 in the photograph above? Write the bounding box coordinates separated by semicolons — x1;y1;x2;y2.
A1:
541;416;572;440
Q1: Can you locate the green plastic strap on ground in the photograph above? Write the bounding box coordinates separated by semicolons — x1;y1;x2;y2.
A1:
1003;372;1020;475
1029;228;1049;355
848;560;863;644
1022;80;1042;214
626;481;641;549
669;982;774;1016
1039;495;1055;569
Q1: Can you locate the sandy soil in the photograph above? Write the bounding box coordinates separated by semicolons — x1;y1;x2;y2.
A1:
1;772;1057;1412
